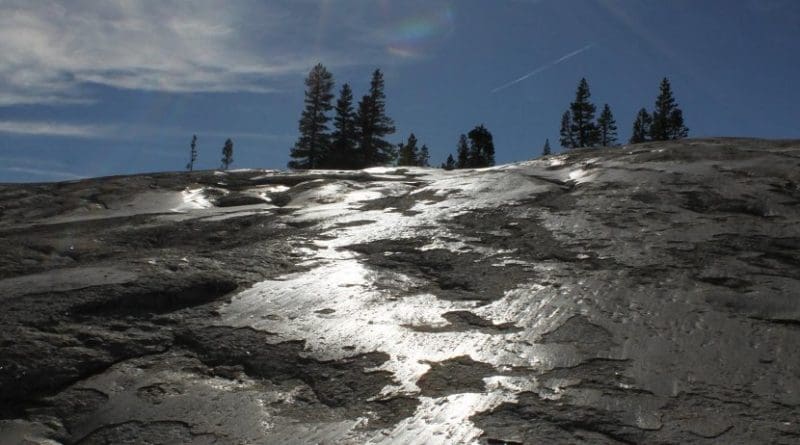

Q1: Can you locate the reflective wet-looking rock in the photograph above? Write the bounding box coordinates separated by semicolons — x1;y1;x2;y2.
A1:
1;139;799;444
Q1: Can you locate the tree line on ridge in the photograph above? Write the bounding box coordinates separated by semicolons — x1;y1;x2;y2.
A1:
184;66;690;171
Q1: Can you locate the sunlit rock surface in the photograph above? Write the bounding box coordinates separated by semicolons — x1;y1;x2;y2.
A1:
1;138;799;444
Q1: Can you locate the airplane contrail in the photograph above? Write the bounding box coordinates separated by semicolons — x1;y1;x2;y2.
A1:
491;43;596;94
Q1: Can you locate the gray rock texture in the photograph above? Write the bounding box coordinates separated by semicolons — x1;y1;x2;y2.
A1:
1;138;799;444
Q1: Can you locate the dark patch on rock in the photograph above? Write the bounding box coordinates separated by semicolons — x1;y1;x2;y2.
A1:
472;390;645;445
680;190;772;217
214;192;269;207
359;189;448;214
331;219;376;229
135;382;184;404
538;358;636;392
406;311;521;334
74;420;198;445
697;275;752;290
268;191;292;207
417;356;497;398
175;326;418;427
28;387;109;433
0;322;172;409
473;358;655;445
630;191;661;204
76;275;238;315
539;315;617;354
346;237;531;302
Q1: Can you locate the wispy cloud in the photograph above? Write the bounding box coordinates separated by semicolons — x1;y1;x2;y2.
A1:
0;1;453;105
2;166;84;181
0;120;112;138
491;43;596;93
0;119;295;144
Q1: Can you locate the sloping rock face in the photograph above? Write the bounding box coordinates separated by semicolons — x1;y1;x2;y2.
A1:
1;138;799;444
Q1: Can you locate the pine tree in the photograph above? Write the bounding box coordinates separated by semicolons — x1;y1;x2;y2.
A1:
456;134;469;168
597;104;618;146
442;154;456;170
328;83;357;169
569;78;600;147
418;144;430;167
630;108;652;144
559;111;575;149
355;69;396;167
186;134;197;171
289;63;335;169
397;133;420;166
668;108;689;140
650;77;688;141
542;139;552;156
221;138;233;170
468;124;495;168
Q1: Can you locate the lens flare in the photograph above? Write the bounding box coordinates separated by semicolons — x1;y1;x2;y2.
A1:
384;6;454;59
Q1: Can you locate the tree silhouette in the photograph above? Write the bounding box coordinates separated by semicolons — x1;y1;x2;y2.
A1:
355;69;396;167
418;144;430;167
650;78;688;141
290;63;335;169
668;108;689;140
467;124;495;167
569;78;600;147
559;111;575;149
328;83;357;169
186;134;197;171
441;154;456;170
597;104;618;146
456;134;470;168
630;108;652;144
397;133;420;166
221;138;234;170
542;139;552;156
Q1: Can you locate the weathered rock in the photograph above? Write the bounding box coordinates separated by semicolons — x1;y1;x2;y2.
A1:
1;139;799;444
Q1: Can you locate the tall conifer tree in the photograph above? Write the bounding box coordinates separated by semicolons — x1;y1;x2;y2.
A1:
289;64;334;169
418;145;430;167
186;134;197;171
442;154;456;170
597;104;618;146
467;124;495;167
542;139;552;156
329;83;357;169
355;69;396;167
668;108;689;140
397;133;420;166
569;78;600;147
630;108;652;144
456;134;470;168
221;138;233;170
650;77;688;141
559;111;575;149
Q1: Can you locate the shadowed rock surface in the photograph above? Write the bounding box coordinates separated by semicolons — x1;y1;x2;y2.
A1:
1;139;799;444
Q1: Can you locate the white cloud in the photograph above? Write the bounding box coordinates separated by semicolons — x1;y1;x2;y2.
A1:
0;120;111;137
0;1;454;105
2;166;84;181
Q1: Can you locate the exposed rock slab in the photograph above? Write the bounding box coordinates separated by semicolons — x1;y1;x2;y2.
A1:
1;139;799;444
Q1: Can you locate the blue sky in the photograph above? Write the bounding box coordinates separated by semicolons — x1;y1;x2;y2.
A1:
1;0;798;182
